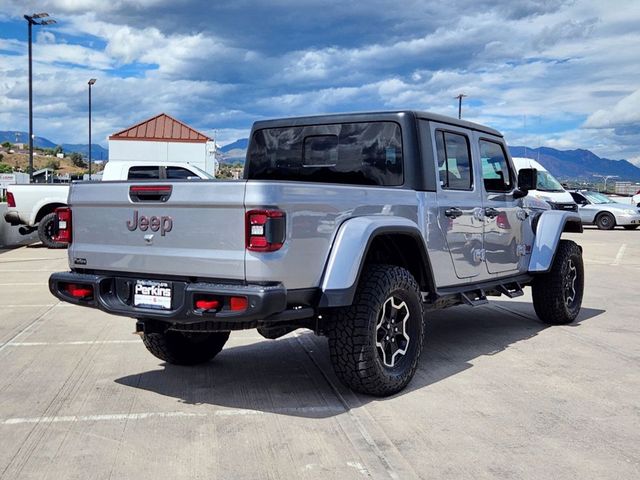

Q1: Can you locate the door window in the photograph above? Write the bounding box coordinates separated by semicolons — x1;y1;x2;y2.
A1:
166;167;196;179
435;131;472;190
479;140;512;192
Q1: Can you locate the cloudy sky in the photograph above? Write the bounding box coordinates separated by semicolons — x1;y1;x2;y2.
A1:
0;0;639;162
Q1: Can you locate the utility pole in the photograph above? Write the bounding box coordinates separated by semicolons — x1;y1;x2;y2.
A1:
455;93;467;119
24;13;56;183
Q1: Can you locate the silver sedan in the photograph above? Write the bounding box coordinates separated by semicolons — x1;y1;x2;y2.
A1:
569;190;640;230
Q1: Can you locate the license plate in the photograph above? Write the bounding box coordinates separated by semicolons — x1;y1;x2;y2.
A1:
134;280;172;310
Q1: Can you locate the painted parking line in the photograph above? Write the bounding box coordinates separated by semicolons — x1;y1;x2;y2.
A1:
1;304;56;308
612;243;627;266
0;406;344;426
0;258;65;263
3;340;141;347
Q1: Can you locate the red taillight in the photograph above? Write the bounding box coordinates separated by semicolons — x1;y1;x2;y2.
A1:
53;207;72;244
7;192;16;208
246;209;285;252
195;299;220;310
496;212;511;230
230;296;248;311
64;283;93;299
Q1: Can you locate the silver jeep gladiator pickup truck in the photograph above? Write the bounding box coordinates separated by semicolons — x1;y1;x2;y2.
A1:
49;111;584;396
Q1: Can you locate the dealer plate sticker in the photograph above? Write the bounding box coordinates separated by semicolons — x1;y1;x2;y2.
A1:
134;280;172;310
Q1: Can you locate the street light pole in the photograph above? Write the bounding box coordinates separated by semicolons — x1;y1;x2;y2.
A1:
88;78;96;180
455;93;467;119
593;174;619;193
23;13;56;183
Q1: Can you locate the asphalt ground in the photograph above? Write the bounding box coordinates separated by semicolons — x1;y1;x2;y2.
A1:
0;228;638;479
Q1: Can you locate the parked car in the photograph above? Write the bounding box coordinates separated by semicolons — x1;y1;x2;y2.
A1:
512;157;577;211
4;161;213;248
49;110;584;396
569;190;640;230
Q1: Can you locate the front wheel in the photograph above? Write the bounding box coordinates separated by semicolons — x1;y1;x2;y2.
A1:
38;212;66;249
532;240;584;325
325;265;425;396
142;330;230;365
595;212;615;230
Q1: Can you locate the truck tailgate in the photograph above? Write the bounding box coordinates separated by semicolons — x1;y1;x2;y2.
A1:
68;181;247;280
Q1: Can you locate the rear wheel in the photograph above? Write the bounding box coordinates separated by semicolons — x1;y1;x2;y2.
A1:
623;225;638;230
532;240;584;325
595;212;615;230
325;265;425;396
38;212;66;249
142;330;230;365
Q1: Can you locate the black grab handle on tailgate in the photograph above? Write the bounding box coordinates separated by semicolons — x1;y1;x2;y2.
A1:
129;185;173;202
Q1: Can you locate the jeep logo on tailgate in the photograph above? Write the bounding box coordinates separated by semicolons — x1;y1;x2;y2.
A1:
126;210;173;236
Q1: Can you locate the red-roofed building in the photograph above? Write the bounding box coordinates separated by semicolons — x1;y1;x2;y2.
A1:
108;113;217;174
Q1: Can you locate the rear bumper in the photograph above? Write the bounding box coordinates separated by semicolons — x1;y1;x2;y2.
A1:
48;271;312;326
3;211;23;226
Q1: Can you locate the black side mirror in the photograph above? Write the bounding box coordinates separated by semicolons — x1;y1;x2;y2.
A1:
513;168;537;199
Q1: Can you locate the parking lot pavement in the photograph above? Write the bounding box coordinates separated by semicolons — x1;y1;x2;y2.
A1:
0;229;638;480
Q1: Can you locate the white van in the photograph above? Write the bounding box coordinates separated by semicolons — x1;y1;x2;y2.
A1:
512;157;577;211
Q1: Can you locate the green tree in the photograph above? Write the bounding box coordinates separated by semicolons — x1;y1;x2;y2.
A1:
54;145;63;155
1;142;11;149
69;152;86;167
0;163;12;173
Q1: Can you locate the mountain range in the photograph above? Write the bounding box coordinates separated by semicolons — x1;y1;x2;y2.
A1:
0;131;109;160
218;138;640;181
3;129;639;181
509;146;640;182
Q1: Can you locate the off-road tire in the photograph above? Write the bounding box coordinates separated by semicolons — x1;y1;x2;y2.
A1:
325;265;425;396
38;213;66;249
623;225;638;230
595;212;615;230
142;330;230;365
532;240;584;325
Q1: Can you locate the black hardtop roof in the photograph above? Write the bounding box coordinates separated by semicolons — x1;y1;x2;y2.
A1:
251;110;502;137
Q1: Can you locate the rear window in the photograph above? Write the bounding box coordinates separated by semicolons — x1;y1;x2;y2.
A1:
247;122;403;186
128;166;160;180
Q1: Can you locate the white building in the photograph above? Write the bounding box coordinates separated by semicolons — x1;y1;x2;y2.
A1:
108;113;217;174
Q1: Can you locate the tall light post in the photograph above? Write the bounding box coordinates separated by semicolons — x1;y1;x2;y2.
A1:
455;93;467;119
593;174;619;193
24;13;56;183
88;78;97;180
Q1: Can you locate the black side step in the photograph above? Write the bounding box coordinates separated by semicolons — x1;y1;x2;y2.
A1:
460;289;488;307
497;282;524;298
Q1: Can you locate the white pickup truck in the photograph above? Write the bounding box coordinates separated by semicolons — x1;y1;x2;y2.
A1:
4;161;212;248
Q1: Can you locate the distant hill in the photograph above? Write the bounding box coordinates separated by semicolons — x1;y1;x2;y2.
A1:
0;130;108;159
0;130;56;149
60;143;109;160
509;146;640;181
219;138;248;153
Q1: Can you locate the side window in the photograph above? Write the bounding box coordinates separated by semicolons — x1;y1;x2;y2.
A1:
166;167;196;179
570;192;587;204
128;166;160;180
479;140;512;192
435;130;472;190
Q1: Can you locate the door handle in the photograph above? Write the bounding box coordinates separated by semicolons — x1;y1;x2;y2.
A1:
444;207;463;219
484;207;500;219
